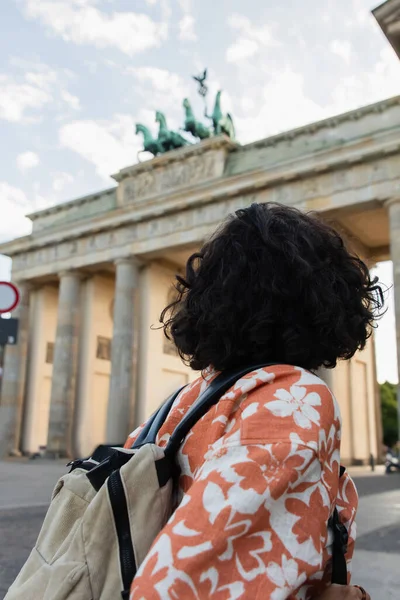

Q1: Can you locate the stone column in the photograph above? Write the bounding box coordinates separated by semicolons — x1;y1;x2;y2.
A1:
106;258;139;444
47;272;81;457
387;198;400;441
74;277;95;458
0;282;31;457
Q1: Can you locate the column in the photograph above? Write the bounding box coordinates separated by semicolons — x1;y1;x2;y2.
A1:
21;287;44;454
74;277;95;458
47;272;81;457
106;258;139;444
387;198;400;441
22;286;56;454
0;282;31;457
371;334;384;461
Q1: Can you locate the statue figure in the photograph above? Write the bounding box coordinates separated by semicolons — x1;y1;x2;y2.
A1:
206;90;235;139
192;68;208;97
182;98;211;140
135;123;164;157
135;70;237;159
155;110;189;151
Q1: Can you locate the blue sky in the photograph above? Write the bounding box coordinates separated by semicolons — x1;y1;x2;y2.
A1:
0;0;399;382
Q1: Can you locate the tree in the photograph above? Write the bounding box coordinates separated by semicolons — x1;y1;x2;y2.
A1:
380;381;398;448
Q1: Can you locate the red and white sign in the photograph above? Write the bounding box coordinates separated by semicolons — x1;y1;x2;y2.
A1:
0;282;20;314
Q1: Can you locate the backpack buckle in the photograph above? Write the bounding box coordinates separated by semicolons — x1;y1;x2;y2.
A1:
330;510;349;555
87;451;132;491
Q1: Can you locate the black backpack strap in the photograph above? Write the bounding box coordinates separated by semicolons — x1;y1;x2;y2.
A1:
132;386;186;448
164;363;276;458
85;387;186;491
329;507;349;585
329;466;349;585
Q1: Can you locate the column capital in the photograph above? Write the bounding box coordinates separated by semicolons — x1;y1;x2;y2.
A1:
114;256;143;268
384;197;400;209
58;269;85;280
12;280;34;293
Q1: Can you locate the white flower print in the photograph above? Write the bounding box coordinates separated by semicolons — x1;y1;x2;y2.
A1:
224;369;275;400
241;402;259;419
267;555;306;599
265;385;321;429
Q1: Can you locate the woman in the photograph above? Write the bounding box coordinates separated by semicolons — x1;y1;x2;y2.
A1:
125;203;380;599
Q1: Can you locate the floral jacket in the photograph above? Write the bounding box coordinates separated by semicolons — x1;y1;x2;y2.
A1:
124;364;358;600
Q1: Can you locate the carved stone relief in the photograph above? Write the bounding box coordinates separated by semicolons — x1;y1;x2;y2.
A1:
120;149;225;205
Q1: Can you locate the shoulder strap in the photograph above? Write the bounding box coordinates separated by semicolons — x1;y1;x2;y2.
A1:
329;466;349;585
132;386;186;448
329;507;349;584
133;365;275;452
164;363;276;457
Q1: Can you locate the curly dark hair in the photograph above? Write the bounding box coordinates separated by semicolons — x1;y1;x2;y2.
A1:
160;202;384;373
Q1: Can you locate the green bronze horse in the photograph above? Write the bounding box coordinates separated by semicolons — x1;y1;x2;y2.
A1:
206;90;235;139
182;98;211;140
155;111;189;151
135;123;164;157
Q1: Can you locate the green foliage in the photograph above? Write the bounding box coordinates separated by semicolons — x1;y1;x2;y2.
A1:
380;381;399;448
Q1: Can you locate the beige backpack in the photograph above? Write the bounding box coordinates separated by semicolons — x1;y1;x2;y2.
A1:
6;365;348;599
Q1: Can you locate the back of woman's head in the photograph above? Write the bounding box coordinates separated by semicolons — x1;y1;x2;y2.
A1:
161;202;383;372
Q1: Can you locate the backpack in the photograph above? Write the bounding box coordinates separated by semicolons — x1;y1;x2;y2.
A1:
5;364;348;600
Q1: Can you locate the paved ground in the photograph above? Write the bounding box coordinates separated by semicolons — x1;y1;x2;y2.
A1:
0;460;399;599
349;469;400;599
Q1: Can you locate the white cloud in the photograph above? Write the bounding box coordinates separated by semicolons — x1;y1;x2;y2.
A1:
330;39;352;63
59;114;142;179
17;151;40;171
233;43;400;146
229;14;277;45
0;74;51;122
0;182;32;242
350;0;373;27
129;67;190;112
329;47;400;114
179;14;197;41
0;182;29;208
19;0;168;57
178;0;190;11
61;90;81;111
235;68;328;143
177;0;197;41
227;38;259;62
52;171;75;192
226;13;280;63
25;68;57;90
0;61;82;122
240;97;255;112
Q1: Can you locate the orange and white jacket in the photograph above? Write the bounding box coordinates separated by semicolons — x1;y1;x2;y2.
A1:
124;364;358;600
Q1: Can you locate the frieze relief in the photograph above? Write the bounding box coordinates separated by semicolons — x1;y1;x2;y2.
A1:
120;149;225;205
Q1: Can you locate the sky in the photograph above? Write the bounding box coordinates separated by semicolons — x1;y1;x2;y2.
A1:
0;0;399;382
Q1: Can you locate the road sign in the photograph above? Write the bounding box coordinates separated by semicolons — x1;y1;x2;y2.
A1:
0;282;20;314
